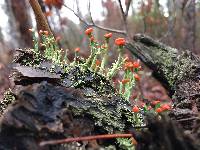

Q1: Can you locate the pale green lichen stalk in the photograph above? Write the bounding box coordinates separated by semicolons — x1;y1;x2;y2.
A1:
99;37;110;73
107;47;124;79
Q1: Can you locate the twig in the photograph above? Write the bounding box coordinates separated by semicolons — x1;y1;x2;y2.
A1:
39;133;136;146
117;0;132;38
63;4;88;26
125;0;132;17
88;0;94;24
118;0;126;20
63;3;126;35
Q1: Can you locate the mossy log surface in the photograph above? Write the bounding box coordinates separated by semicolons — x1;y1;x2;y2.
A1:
0;51;137;149
126;34;200;130
0;82;135;150
1;43;200;149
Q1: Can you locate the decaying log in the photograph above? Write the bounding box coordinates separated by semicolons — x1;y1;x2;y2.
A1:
0;81;136;149
0;51;140;149
1;36;200;149
126;34;200;130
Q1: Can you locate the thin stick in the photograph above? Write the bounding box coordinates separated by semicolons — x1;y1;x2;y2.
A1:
63;4;126;35
118;0;129;35
125;0;132;17
40;133;136;146
28;0;53;35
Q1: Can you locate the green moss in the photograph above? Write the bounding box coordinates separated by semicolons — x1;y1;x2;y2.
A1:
148;46;195;87
63;79;137;133
62;66;141;133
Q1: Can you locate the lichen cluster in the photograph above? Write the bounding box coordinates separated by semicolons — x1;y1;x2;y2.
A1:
4;28;146;149
0;89;15;115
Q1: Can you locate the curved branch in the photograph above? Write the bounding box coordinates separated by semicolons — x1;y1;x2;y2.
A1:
63;3;126;35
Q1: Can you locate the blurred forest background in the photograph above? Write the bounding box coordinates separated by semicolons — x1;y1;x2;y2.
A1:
1;0;200;53
0;0;199;102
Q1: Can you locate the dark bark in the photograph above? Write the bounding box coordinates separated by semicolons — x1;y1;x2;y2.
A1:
126;34;200;130
0;52;137;149
134;114;200;150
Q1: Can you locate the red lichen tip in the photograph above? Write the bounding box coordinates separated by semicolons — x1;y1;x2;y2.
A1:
74;47;80;52
28;28;34;32
124;61;133;71
104;33;112;38
140;102;145;107
121;79;130;84
155;108;163;113
132;105;139;113
160;104;171;111
148;106;152;110
90;36;95;42
115;38;125;46
134;74;140;81
96;60;101;66
101;44;107;49
44;0;51;5
133;60;140;68
44;0;63;9
43;30;49;35
85;27;93;35
151;100;161;106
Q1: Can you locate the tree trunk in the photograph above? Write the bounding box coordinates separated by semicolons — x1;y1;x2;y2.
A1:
10;0;33;47
182;0;196;53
